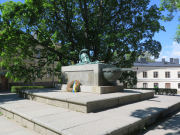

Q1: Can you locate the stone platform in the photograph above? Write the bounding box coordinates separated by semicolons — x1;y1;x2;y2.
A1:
18;88;154;113
55;84;124;94
1;90;180;135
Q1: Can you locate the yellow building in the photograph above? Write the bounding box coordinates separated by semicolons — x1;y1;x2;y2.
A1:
0;39;61;90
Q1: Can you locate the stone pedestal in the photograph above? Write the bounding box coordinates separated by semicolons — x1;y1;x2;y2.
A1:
55;84;124;94
59;64;124;94
61;64;117;86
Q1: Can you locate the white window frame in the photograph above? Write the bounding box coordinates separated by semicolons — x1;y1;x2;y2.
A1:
143;83;147;88
165;71;170;78
143;72;147;78
36;68;40;78
47;72;51;78
37;49;40;58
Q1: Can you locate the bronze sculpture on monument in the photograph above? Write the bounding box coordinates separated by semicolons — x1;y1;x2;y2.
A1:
61;49;136;94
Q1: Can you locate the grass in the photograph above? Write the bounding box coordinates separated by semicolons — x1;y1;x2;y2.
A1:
0;112;3;115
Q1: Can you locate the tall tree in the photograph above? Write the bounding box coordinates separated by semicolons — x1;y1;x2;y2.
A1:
0;0;165;85
160;0;180;42
125;51;156;62
138;51;156;62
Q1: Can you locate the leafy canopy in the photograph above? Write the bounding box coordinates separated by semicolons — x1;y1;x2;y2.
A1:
125;51;156;62
0;0;165;87
160;0;180;42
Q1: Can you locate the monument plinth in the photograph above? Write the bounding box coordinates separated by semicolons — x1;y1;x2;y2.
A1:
59;49;135;94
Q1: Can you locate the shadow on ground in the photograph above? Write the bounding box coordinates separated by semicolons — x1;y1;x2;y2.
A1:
0;92;26;104
20;88;62;93
136;109;180;135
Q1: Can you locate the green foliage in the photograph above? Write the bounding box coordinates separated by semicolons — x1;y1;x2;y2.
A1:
160;0;180;42
120;51;155;87
0;0;164;86
11;86;54;93
125;51;156;62
138;51;156;62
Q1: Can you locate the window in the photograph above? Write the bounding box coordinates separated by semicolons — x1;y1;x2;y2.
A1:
134;71;137;77
154;72;158;78
36;68;40;78
133;84;137;88
37;49;40;58
178;83;180;89
143;72;147;78
143;83;147;88
123;83;127;88
2;66;7;70
178;72;180;78
165;83;171;88
47;72;51;78
154;83;158;88
165;72;170;78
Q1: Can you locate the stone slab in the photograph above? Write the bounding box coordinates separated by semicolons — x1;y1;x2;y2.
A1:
139;111;180;135
1;92;180;135
0;115;38;135
34;124;59;135
13;107;68;121
18;89;154;113
62;117;133;135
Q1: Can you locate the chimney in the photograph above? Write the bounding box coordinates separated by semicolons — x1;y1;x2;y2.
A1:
170;58;174;64
162;58;165;63
174;58;179;64
140;58;146;64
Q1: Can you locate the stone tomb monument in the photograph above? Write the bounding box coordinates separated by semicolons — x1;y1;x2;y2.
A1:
60;49;135;94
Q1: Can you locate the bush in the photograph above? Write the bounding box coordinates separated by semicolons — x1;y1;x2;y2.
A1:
11;86;55;93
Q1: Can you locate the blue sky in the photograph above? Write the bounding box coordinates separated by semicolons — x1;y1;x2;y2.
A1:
0;0;179;63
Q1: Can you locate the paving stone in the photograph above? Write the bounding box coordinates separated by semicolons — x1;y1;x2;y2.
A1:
46;113;107;132
13;107;68;120
32;111;82;123
22;117;35;130
0;90;180;135
62;116;139;135
0;124;23;135
14;114;22;123
0;115;39;135
1;130;38;135
0;101;45;113
34;124;60;135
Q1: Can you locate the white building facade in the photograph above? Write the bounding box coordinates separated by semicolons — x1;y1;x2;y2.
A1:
132;58;180;91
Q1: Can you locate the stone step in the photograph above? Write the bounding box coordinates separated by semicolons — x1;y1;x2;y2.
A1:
0;92;180;135
18;88;154;113
0;115;40;135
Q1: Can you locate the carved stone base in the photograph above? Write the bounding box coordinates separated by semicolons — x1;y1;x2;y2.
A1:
55;84;124;94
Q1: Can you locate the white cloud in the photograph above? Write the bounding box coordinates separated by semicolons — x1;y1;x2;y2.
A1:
155;42;180;63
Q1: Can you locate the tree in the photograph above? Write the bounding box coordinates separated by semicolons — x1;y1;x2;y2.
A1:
0;0;165;86
138;51;156;62
160;0;180;42
125;51;156;62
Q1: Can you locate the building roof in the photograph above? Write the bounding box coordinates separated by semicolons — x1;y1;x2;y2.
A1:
133;61;180;67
